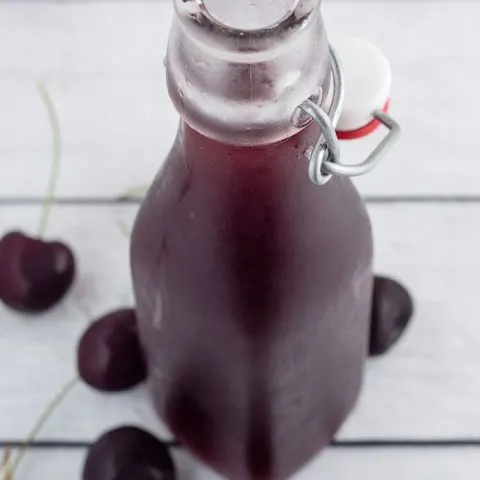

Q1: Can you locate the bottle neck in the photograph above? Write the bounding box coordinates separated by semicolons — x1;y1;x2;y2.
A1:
178;116;322;167
166;0;330;147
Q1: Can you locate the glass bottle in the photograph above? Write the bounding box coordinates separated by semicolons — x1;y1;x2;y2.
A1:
131;1;384;478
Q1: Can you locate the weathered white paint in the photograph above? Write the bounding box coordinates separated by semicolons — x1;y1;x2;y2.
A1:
0;1;478;197
1;1;479;478
6;445;480;479
0;204;479;444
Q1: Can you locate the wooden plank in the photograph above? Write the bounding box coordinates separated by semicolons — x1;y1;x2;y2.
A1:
175;448;480;480
4;447;480;480
0;450;84;480
0;203;172;441
0;202;479;442
341;201;480;439
0;1;478;198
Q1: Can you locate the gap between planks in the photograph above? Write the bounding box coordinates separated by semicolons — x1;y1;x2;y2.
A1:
0;196;480;206
4;439;480;450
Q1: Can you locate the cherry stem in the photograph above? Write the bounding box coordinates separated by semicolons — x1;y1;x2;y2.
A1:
37;82;62;239
0;378;78;479
1;449;12;480
116;218;131;239
117;184;148;201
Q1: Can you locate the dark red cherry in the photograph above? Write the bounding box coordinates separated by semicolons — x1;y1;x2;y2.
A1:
83;426;175;480
0;231;75;313
369;276;414;356
77;309;147;392
114;464;173;480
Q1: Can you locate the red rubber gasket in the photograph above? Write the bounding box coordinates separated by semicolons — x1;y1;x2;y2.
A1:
336;100;390;141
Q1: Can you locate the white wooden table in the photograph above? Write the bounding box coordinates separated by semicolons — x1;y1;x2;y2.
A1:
1;1;480;478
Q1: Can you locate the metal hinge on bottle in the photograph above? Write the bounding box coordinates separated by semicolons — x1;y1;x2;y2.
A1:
298;37;401;186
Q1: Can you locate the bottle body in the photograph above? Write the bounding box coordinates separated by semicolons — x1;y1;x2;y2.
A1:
131;120;373;479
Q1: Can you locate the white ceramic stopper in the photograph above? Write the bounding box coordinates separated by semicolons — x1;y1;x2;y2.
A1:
331;36;391;136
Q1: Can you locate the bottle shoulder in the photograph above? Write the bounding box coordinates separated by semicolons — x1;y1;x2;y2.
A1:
134;123;370;243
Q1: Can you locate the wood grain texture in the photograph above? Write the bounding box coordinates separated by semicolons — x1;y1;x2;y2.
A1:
4;445;480;479
0;1;478;198
0;1;478;477
0;203;479;442
13;443;480;480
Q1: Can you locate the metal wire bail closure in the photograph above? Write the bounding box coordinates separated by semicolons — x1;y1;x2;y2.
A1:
299;45;401;186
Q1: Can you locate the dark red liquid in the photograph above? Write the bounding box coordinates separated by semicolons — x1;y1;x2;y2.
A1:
131;121;373;479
